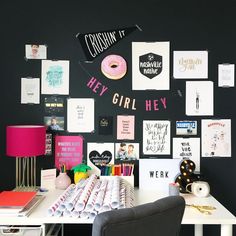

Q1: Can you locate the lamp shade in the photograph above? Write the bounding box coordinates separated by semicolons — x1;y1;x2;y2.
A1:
6;125;46;157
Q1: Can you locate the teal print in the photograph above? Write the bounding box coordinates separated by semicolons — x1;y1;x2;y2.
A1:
46;65;63;87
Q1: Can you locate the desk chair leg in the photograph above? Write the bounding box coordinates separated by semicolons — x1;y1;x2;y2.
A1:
194;224;203;236
221;224;232;236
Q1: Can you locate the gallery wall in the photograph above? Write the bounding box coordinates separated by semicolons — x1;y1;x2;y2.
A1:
1;1;236;235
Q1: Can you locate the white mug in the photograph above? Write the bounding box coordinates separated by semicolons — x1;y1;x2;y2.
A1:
186;181;210;198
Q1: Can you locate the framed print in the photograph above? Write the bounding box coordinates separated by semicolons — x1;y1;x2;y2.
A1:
25;44;47;60
176;120;197;135
218;64;235;87
201;119;231;157
117;115;135;140
41;60;69;95
143;120;171;155
186;81;214;116
173;51;208;79
21;78;40;104
115;142;139;161
132;42;170;90
67;98;95;133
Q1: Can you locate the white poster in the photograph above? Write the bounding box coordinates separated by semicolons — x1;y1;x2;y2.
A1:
172;138;200;171
67;98;94;133
25;44;47;60
139;159;180;193
173;51;208;79
87;143;114;175
143;120;171;155
186;81;214;116
201;119;231;157
21;78;40;104
218;64;235;87
41;60;69;95
132;42;170;90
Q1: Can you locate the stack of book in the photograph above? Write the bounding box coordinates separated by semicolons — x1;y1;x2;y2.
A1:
0;191;44;217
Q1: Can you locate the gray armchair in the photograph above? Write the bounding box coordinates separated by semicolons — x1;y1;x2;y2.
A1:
92;196;185;236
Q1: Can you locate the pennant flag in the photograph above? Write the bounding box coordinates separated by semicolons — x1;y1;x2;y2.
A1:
76;25;141;62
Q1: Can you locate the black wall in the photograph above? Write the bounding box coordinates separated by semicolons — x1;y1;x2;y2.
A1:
1;1;236;235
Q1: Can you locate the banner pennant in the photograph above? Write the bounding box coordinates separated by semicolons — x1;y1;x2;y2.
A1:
76;25;141;62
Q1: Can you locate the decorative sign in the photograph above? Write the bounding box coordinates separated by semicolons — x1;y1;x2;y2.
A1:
218;64;235;87
176;121;197;135
98;116;113;135
117;115;135;140
112;93;136;110
55;135;83;170
132;42;170;90
115;142;139;161
186;81;214;116
139;159;180;193
25;44;47;60
21;78;40;104
76;26;138;61
172;138;200;171
143;120;171;155
87;77;108;96
41;60;69;95
44;96;64;114
145;97;167;111
173;51;208;79
201;119;231;157
67;98;95;133
87;143;114;175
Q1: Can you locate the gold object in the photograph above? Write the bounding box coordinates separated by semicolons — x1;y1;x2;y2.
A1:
186;204;216;215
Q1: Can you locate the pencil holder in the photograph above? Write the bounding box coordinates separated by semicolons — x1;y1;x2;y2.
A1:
55;172;71;190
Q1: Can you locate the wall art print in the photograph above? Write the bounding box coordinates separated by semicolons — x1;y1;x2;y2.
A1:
143;120;171;155
67;98;95;133
115;142;139;161
41;60;69;95
98;116;113;135
87;143;114;175
173;51;208;79
21;78;40;104
218;64;235;87
132;42;170;90
172;137;200;171
117;115;135;140
201;119;231;157
176;120;197;135
44;96;64;114
25;44;47;60
55;135;83;170
186;81;214;116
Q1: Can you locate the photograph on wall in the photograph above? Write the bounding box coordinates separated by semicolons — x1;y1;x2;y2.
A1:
173;50;208;79
115;143;139;161
172;137;200;171
132;42;170;90
139;159;180;193
45;133;52;155
98;116;113;135
55;135;83;170
186;81;214;116
176;120;197;135
25;44;47;60
117;115;135;140
44;116;64;131
218;64;235;87
87;143;114;175
201;119;231;157
41;60;69;95
143;120;171;155
21;78;40;104
44;96;64;114
67;98;95;133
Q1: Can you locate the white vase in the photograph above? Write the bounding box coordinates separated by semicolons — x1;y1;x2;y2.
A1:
55;172;71;190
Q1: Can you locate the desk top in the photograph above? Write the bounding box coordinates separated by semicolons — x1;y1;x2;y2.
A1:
0;188;235;225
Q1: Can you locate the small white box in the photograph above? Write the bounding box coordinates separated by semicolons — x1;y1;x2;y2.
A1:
100;175;134;187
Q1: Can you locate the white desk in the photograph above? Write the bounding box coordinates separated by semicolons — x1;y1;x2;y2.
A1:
0;189;235;236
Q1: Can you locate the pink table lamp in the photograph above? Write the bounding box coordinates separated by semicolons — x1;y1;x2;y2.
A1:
6;125;46;191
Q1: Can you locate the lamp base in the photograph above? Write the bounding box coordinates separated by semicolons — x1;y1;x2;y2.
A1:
15;156;37;191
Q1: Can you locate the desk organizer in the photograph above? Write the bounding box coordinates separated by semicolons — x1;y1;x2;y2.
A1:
100;175;134;187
